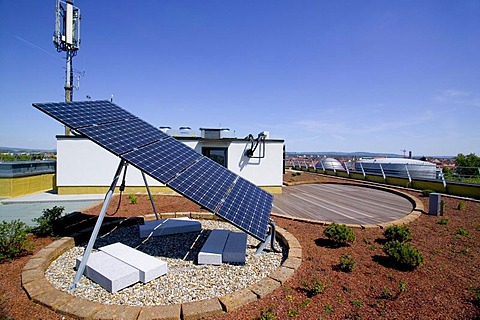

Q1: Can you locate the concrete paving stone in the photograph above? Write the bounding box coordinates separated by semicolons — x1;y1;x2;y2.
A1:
32;288;74;311
21;268;45;285
198;229;230;265
250;277;281;298
22;258;46;272
222;232;247;264
139;219;201;238
92;305;142;320
43;237;74;259
181;298;224;320
99;242;168;283
159;213;176;219
22;279;52;299
281;257;302;270
218;288;258;312
137;304;181;320
56;297;102;319
269;266;295;284
174;212;190;218
76;251;140;293
288;247;302;259
33;247;60;266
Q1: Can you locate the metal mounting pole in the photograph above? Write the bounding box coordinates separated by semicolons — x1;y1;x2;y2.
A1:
142;171;159;220
255;220;281;256
69;159;126;290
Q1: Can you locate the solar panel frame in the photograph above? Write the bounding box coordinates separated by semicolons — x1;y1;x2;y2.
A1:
168;157;238;212
33;100;273;241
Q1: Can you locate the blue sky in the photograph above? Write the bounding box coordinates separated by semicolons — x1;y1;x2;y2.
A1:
1;1;479;156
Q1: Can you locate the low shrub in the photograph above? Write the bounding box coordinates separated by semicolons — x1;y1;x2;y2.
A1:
437;218;449;225
383;225;412;243
338;254;356;272
421;189;435;197
383;240;423;269
324;223;356;246
32;206;64;236
301;276;329;297
0;220;31;261
457;201;466;210
128;194;138;204
455;228;469;236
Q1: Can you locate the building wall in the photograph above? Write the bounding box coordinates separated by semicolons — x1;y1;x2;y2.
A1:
56;136;283;194
0;174;56;198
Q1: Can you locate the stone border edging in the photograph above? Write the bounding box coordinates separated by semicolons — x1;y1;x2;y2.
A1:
273;182;425;229
22;213;301;320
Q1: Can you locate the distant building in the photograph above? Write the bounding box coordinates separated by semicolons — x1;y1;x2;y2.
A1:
354;158;437;180
56;127;284;195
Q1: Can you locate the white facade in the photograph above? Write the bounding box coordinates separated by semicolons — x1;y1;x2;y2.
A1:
56;135;284;193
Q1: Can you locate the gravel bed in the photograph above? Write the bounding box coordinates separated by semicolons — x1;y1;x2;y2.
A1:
45;220;285;306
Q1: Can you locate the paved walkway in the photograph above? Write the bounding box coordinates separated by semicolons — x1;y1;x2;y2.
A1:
273;184;414;225
0;192;103;226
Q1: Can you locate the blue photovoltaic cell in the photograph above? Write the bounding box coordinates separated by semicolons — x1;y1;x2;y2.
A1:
33;100;135;129
79;118;169;155
168;157;237;212
33;100;273;241
217;177;273;240
123;137;202;182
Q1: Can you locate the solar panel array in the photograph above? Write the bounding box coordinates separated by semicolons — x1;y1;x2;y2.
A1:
33;100;272;240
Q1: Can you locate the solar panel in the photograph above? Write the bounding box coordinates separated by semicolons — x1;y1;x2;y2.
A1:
33;100;273;241
168;157;237;212
79;118;169;155
123;137;202;182
33;100;135;129
217;177;273;240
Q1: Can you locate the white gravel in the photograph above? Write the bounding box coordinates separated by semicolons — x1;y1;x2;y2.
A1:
45;220;284;306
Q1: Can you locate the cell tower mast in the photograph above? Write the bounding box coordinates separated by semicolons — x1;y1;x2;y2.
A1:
53;0;81;135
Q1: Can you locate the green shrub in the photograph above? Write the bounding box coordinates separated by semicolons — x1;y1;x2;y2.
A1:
383;225;412;243
437;218;449;225
457;201;466;210
324;223;356;245
301;276;329;297
383;240;423;269
257;305;277;320
128;194;138;204
32;206;64;236
338;254;356;272
455;228;469;236
421;189;435;197
0;220;31;261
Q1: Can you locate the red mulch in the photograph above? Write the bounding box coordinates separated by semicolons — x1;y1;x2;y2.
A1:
1;172;479;319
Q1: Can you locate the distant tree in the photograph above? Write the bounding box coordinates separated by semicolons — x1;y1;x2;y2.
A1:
455;153;480;176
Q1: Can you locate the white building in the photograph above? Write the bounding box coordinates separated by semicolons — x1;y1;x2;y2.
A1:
56;128;284;195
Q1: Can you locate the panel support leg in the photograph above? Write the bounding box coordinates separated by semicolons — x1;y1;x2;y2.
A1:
142;171;159;220
255;220;281;256
69;159;126;290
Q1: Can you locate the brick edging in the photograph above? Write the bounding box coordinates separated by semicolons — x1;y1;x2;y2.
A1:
22;214;301;320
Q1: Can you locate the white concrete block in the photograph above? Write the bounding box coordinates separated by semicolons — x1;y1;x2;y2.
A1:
223;232;248;264
198;229;230;265
139;219;202;238
99;242;168;283
75;251;139;293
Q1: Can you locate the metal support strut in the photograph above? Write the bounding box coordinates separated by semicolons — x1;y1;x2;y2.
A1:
142;171;159;220
255;220;281;256
69;159;126;290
